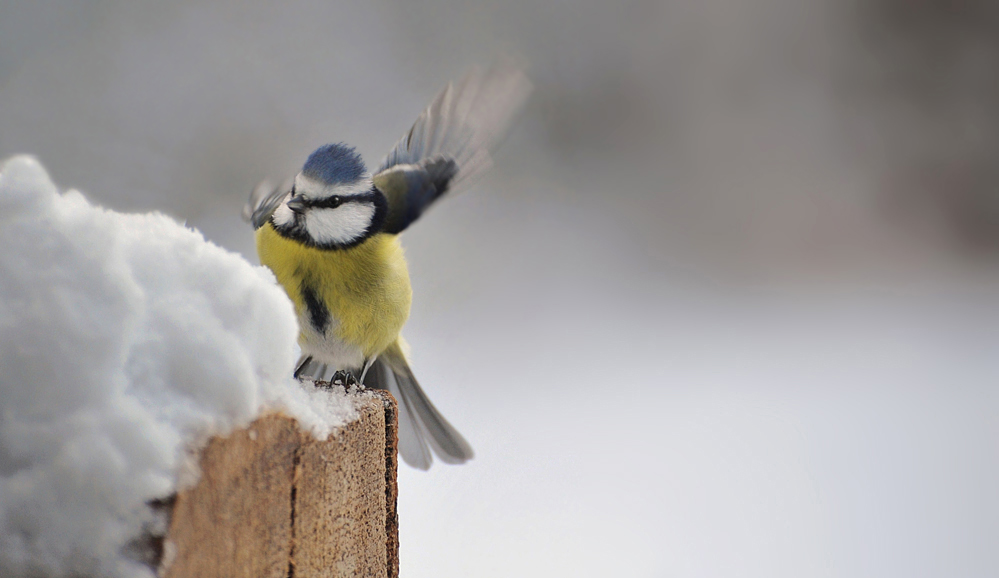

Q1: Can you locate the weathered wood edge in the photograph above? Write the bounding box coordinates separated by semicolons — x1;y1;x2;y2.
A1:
140;389;399;578
371;389;400;578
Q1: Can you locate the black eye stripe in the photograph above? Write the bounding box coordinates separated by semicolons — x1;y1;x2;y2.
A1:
306;192;379;209
271;187;387;250
310;195;342;209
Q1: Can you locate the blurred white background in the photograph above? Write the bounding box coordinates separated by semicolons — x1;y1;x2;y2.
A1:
1;1;997;576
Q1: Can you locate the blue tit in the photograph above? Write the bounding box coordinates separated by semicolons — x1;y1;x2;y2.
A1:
243;63;531;469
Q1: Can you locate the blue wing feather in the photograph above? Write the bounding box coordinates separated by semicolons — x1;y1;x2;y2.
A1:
373;62;531;233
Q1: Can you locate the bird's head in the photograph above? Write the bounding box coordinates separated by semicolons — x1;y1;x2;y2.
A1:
271;143;387;249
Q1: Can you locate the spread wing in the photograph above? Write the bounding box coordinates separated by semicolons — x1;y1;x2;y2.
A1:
242;176;294;230
373;61;532;234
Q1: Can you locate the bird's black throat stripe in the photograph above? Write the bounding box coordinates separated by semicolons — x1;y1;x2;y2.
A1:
300;283;330;333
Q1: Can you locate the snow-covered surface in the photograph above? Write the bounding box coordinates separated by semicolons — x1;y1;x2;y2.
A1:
0;156;357;578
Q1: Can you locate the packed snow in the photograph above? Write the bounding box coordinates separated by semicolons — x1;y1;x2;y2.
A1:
0;156;358;578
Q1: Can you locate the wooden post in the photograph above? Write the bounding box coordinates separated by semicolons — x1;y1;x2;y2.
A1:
156;390;399;578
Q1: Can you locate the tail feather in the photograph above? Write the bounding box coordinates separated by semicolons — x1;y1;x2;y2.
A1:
371;359;433;470
294;355;316;379
293;354;334;382
364;341;473;469
391;361;474;465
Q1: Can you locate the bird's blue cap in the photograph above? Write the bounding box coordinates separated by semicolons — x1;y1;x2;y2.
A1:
302;143;366;185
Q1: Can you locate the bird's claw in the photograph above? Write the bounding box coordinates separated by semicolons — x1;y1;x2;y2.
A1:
331;370;360;389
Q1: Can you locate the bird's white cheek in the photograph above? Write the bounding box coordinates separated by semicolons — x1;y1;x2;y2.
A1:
272;203;296;227
305;203;376;246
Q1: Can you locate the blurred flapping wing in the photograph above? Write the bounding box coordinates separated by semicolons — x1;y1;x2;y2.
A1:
242;177;294;230
373;62;532;234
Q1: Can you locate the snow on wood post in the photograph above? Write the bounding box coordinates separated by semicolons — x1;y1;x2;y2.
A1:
158;390;399;578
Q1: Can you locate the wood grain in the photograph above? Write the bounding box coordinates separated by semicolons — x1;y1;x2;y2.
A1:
160;390;399;578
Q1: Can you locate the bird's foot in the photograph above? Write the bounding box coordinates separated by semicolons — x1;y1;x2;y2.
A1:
331;370;361;391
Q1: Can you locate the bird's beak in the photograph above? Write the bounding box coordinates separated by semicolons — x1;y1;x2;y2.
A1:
286;196;308;214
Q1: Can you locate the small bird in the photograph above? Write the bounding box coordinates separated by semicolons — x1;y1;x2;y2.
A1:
243;64;530;469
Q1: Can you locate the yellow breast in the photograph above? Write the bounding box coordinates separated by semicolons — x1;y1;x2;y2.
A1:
255;223;412;358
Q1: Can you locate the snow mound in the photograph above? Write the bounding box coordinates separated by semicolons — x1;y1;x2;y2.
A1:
0;156;357;578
